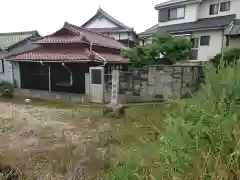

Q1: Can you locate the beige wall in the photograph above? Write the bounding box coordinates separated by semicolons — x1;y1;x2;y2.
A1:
198;0;240;19
229;37;240;49
158;3;199;27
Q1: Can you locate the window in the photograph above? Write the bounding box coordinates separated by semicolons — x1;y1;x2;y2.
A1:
189;49;198;60
189;38;199;60
209;4;219;15
191;38;199;48
91;69;102;84
0;60;4;73
168;7;185;20
200;36;210;46
220;1;230;12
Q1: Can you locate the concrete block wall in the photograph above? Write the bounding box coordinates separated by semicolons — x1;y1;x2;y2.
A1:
113;65;202;103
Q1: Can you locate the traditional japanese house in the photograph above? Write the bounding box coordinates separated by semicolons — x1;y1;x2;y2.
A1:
6;22;129;96
81;7;138;47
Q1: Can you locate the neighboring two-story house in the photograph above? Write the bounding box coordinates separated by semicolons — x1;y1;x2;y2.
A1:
139;0;240;61
81;7;138;47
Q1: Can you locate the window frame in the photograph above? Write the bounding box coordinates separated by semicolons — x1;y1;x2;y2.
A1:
220;1;230;12
209;3;219;15
191;37;199;49
189;37;199;60
168;7;185;20
0;59;4;73
200;36;210;46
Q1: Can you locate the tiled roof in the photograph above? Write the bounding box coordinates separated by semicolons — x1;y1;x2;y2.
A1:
82;7;133;30
6;48;93;62
139;24;158;38
0;31;40;50
155;0;198;9
139;15;235;38
96;52;129;63
35;22;126;50
35;36;84;43
6;47;129;63
65;22;126;49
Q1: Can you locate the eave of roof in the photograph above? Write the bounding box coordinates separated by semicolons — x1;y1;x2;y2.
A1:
155;0;201;9
86;27;134;33
6;47;129;63
81;7;133;31
139;15;235;38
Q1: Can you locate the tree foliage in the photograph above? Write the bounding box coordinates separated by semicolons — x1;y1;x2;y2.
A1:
210;48;240;68
121;32;191;66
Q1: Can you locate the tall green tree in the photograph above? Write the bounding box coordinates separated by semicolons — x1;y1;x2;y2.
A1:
121;32;191;66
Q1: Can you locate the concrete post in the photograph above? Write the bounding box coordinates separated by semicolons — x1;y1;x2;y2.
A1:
111;70;120;104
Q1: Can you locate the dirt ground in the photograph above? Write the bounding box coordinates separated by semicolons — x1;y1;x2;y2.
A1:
0;101;111;179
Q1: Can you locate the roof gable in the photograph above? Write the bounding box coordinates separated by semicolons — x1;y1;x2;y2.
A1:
65;22;127;49
33;22;126;50
82;8;132;30
0;31;40;50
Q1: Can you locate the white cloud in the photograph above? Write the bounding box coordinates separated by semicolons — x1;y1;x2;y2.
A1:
1;0;165;35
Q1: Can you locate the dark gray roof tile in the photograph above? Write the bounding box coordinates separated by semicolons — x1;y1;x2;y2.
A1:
0;31;40;50
139;15;235;38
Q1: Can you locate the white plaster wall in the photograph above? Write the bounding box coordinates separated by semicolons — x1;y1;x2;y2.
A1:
12;62;21;88
0;60;13;83
198;0;240;19
0;60;21;88
84;17;118;28
106;32;136;41
158;3;199;27
192;30;224;61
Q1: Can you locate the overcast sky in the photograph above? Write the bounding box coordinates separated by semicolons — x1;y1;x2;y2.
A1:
1;0;165;35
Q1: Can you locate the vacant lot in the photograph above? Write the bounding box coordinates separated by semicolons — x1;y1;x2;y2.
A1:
0;101;111;179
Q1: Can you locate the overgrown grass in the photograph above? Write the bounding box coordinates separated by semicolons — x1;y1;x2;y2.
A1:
2;61;240;179
103;62;240;179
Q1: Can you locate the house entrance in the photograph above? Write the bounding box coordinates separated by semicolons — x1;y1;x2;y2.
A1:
89;67;104;103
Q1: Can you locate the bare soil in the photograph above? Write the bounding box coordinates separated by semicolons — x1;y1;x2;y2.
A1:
0;101;111;179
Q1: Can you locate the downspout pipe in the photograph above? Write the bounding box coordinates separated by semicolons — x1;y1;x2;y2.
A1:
89;41;107;67
61;62;73;86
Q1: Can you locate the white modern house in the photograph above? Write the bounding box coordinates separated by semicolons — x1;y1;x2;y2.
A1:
82;7;138;47
139;0;240;61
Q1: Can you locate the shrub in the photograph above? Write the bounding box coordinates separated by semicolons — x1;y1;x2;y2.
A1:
104;60;240;179
0;80;14;97
210;48;240;69
121;32;191;66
